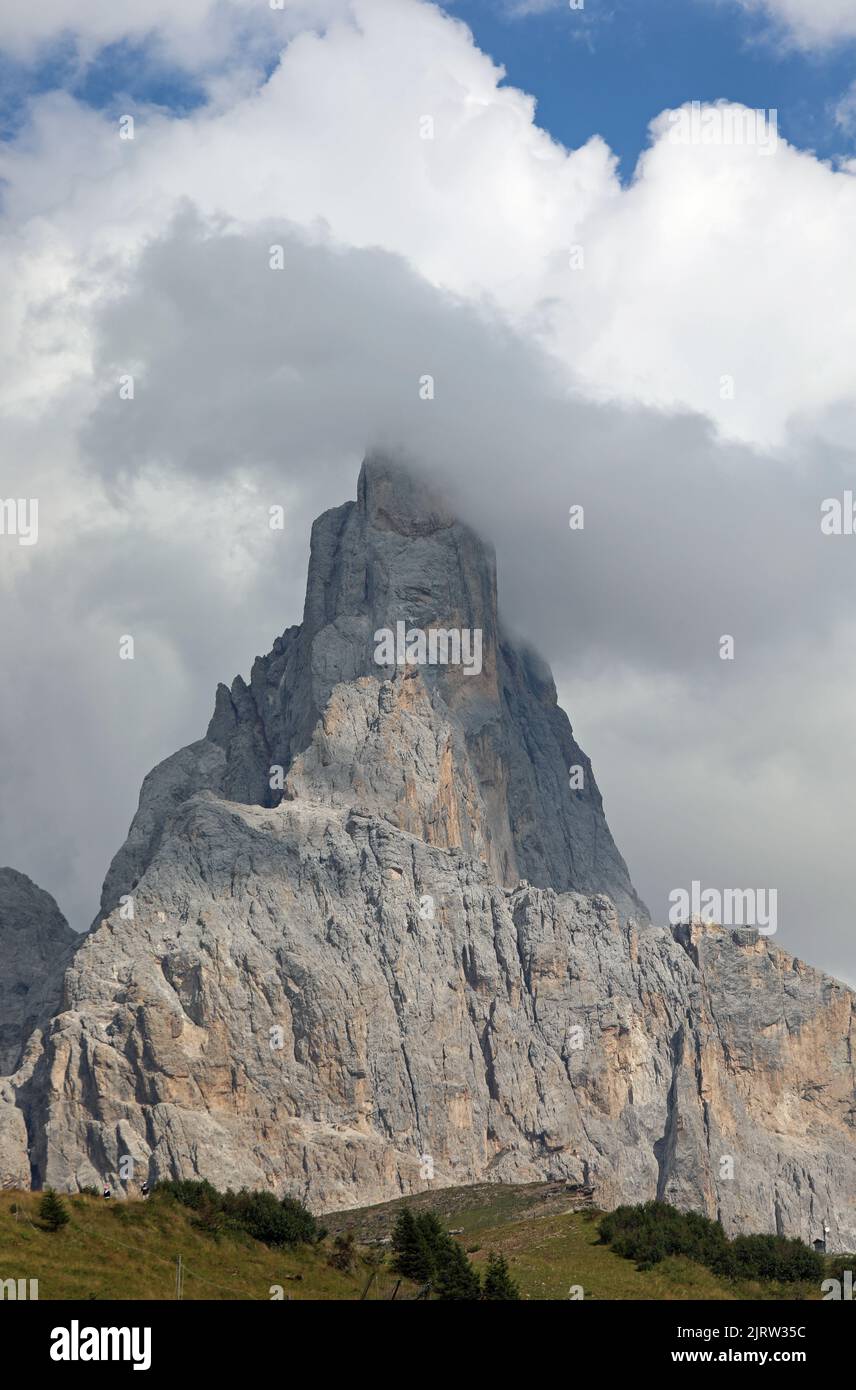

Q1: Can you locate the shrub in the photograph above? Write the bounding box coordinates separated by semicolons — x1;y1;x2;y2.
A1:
220;1190;318;1247
190;1196;228;1239
154;1179;221;1211
328;1232;356;1273
153;1179;318;1247
715;1233;824;1284
599;1201;823;1284
825;1255;856;1286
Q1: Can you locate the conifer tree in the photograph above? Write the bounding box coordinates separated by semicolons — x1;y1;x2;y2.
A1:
39;1189;70;1232
391;1207;434;1283
414;1211;448;1266
482;1251;521;1300
435;1238;481;1300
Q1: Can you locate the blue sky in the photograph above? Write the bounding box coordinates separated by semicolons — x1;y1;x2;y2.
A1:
452;0;856;176
0;38;209;139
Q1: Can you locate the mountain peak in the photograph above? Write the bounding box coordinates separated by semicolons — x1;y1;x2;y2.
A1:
356;452;456;537
99;456;643;921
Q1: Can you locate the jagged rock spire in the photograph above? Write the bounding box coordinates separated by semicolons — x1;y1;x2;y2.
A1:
99;453;645;921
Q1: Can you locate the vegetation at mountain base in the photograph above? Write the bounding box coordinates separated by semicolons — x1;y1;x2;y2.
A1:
154;1179;320;1248
0;1183;843;1301
599;1201;824;1283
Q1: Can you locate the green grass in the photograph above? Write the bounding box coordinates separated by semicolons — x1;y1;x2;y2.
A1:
327;1183;829;1302
0;1191;385;1301
459;1209;820;1301
0;1184;833;1300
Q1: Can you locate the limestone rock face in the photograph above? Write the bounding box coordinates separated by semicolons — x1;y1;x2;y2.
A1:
1;458;855;1248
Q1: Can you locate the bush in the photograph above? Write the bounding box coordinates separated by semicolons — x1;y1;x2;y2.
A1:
153;1180;318;1247
39;1189;70;1232
715;1233;824;1284
154;1179;221;1211
189;1195;228;1239
328;1232;356;1273
825;1255;856;1287
599;1201;823;1284
600;1202;729;1271
222;1190;318;1247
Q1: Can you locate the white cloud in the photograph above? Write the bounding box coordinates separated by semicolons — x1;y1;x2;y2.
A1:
4;3;856;449
722;0;856;49
0;0;352;72
835;79;856;134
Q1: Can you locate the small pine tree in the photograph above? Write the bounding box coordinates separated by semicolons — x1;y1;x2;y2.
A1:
392;1208;434;1283
435;1239;481;1301
414;1211;447;1262
482;1252;521;1300
39;1189;70;1232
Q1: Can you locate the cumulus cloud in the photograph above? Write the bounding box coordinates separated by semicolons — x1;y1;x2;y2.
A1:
0;0;353;73
5;2;856;449
722;0;856;49
834;79;856;134
1;0;855;984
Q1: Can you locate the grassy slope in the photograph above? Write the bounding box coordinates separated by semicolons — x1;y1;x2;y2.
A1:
0;1191;367;1301
0;1185;829;1301
328;1182;824;1302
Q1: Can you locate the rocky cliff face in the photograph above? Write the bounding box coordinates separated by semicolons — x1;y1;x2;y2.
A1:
1;457;854;1248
